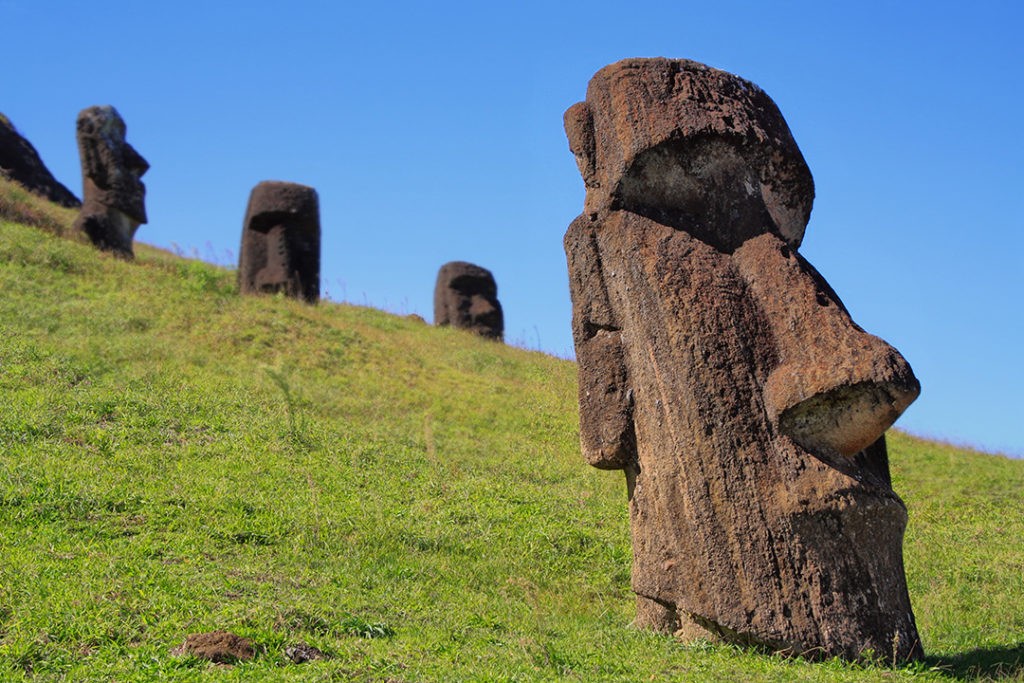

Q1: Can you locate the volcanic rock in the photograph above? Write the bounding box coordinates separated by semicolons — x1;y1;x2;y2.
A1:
72;106;148;257
433;261;503;340
238;181;321;303
564;58;922;662
0;113;80;207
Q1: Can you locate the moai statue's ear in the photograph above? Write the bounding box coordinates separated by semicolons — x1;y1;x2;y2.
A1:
564;101;597;188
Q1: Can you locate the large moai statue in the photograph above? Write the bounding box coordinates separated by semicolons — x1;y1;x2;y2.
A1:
564;58;922;662
433;261;504;340
73;106;149;257
238;181;321;303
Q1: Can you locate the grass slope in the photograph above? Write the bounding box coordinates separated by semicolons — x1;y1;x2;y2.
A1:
1;182;1022;681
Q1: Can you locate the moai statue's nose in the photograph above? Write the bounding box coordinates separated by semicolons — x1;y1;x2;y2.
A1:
469;295;500;326
254;224;292;292
124;144;150;177
733;233;919;459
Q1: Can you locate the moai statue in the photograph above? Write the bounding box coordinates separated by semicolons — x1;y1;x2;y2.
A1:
433;261;504;340
564;58;922;662
73;106;149;257
238;181;321;303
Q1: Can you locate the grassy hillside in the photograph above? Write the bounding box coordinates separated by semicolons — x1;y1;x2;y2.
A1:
1;181;1022;681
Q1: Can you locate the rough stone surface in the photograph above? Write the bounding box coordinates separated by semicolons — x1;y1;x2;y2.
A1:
564;58;922;662
72;106;148;256
238;181;321;303
565;58;813;251
0;113;80;207
285;642;327;663
172;630;254;664
433;261;503;340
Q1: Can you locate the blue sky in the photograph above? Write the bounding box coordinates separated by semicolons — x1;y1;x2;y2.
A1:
5;1;1022;457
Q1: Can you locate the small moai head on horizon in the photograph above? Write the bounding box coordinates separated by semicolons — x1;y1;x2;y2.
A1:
564;58;922;662
433;261;504;341
238;181;321;303
73;105;149;256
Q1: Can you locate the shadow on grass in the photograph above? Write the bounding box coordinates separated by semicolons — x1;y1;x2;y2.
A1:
927;643;1024;680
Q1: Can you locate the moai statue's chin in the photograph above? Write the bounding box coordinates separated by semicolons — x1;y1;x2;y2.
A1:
238;181;321;303
433;261;504;341
72;106;149;257
564;58;923;662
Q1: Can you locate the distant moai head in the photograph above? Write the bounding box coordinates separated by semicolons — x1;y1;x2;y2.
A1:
565;58;922;661
73;106;149;256
433;261;503;340
238;181;321;303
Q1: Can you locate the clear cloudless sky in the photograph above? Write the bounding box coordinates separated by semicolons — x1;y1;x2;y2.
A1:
4;0;1022;456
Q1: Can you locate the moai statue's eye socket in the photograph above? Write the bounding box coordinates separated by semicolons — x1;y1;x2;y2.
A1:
249;212;293;234
613;137;776;252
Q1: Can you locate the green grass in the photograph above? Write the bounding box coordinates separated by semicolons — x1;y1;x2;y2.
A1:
1;198;1022;681
0;176;80;240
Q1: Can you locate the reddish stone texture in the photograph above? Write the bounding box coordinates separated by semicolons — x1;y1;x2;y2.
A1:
0;113;80;207
433;261;504;340
564;58;922;662
172;630;254;664
72;106;148;257
238;181;321;303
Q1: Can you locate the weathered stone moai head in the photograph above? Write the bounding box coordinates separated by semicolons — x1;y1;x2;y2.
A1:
73;106;149;256
238;181;321;303
564;58;922;661
433;261;504;340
